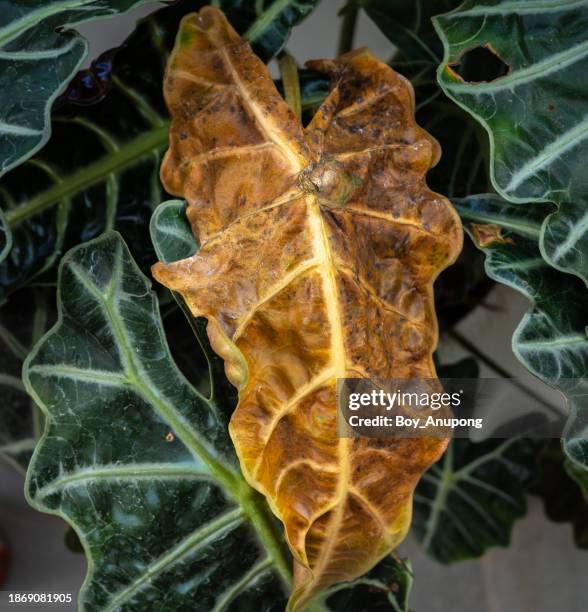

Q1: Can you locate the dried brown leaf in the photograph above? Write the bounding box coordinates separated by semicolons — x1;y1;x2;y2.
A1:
152;7;462;609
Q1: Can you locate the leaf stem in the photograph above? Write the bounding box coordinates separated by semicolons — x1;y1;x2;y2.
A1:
279;53;301;121
5;123;169;228
338;0;359;55
238;484;293;590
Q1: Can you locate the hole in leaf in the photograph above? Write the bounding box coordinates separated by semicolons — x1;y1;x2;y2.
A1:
452;45;510;83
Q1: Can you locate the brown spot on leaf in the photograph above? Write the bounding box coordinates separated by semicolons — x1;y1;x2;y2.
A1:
471;223;514;247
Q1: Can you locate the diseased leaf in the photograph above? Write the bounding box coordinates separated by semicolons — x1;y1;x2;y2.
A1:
455;195;588;473
0;0;320;300
434;1;588;286
361;0;494;329
361;0;490;201
25;232;293;610
151;7;462;608
0;0;158;177
151;198;418;612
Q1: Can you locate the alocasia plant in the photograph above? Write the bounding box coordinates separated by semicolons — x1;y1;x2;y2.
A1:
151;7;462;608
2;0;587;609
24;228;414;611
432;0;588;485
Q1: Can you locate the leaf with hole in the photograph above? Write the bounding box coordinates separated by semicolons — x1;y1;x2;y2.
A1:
151;7;462;608
434;0;588;286
455;194;588;475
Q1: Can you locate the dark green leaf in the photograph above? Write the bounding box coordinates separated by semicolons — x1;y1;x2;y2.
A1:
455;194;588;473
25;231;293;610
0;3;173;300
434;0;588;286
412;436;536;563
411;357;537;563
322;556;413;612
0;0;159;177
361;0;458;63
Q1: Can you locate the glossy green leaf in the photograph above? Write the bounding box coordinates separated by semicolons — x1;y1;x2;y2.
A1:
455;195;588;472
434;1;588;286
0;0;159;178
0;0;320;300
25;231;294;610
412;436;537;563
409;358;538;563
